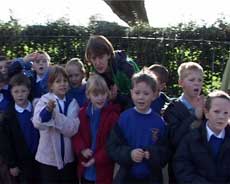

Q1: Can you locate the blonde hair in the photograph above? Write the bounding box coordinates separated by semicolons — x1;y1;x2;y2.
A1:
177;62;203;80
65;58;86;74
86;74;110;97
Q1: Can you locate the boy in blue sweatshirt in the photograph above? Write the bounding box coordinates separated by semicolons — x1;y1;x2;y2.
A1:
2;73;40;183
107;68;169;184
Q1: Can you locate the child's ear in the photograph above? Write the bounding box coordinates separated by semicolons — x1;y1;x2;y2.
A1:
204;108;209;119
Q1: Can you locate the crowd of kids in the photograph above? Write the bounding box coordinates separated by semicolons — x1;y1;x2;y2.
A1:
0;34;229;184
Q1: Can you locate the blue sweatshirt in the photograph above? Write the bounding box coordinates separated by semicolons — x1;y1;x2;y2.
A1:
118;108;166;179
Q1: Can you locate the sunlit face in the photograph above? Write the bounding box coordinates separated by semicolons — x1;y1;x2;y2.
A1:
0;60;9;78
90;54;110;74
32;54;49;77
50;74;69;99
88;92;108;109
205;97;230;135
131;81;157;113
179;70;203;99
11;85;30;108
66;64;84;88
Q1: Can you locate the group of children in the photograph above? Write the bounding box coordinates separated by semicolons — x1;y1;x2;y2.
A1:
0;35;229;184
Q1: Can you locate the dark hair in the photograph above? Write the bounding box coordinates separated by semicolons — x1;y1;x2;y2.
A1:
131;67;158;93
85;35;114;63
148;64;169;84
205;90;230;111
9;73;31;89
48;65;69;91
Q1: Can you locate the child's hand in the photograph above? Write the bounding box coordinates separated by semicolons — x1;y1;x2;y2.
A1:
46;100;56;112
9;167;20;177
144;150;150;160
194;95;205;120
81;158;95;167
24;52;38;62
131;148;145;163
81;148;93;159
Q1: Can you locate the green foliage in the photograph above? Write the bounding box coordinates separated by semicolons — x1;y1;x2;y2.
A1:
0;18;229;97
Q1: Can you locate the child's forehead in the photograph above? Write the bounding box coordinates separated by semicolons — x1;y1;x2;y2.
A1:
0;60;8;65
183;69;203;78
11;84;29;90
34;54;49;61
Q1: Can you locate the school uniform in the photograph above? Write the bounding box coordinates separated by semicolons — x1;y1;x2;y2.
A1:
72;102;120;184
2;102;40;183
151;92;171;115
173;122;230;183
67;83;87;107
163;95;202;182
107;107;169;184
32;92;80;183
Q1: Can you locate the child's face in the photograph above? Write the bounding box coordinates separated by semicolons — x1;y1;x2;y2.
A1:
66;64;84;88
0;60;9;78
88;92;108;109
50;74;69;99
90;54;110;74
205;97;230;134
32;54;49;76
179;70;203;98
131;81;157;113
11;85;30;108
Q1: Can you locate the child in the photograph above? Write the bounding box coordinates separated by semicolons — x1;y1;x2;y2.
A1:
107;68;168;184
163;61;204;182
2;73;40;183
32;65;80;183
72;74;121;184
66;58;87;107
24;51;51;99
148;64;171;115
173;90;230;183
85;35;139;109
0;56;10;81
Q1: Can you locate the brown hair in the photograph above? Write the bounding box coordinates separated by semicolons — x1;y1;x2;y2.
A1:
48;65;69;91
85;35;114;63
205;90;230;111
148;64;169;84
131;67;158;93
9;73;31;89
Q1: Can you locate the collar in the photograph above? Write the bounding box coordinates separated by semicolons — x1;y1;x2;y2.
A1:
179;94;194;111
206;121;225;141
53;94;66;102
15;101;32;113
134;107;152;114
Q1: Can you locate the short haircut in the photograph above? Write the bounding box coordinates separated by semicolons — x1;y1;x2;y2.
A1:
48;65;69;91
86;74;109;96
9;73;31;89
85;35;114;63
205;90;230;111
66;58;86;73
131;67;158;93
148;64;169;83
35;51;51;62
178;62;203;80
